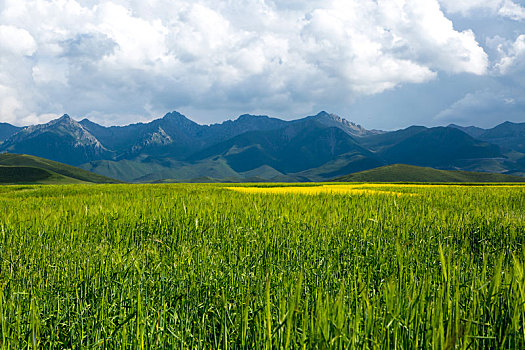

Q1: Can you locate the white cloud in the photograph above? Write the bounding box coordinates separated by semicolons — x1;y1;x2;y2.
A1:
0;85;23;118
96;2;170;68
0;0;490;125
376;0;488;75
493;34;525;74
499;0;525;20
439;0;525;20
0;25;36;56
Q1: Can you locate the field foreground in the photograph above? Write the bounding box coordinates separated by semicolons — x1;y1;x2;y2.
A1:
0;183;524;348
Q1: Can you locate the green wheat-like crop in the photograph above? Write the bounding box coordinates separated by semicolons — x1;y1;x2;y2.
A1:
0;183;524;348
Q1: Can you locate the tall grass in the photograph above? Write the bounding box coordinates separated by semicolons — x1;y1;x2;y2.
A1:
0;183;523;348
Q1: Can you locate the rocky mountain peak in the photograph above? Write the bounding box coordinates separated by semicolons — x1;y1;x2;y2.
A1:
58;114;72;122
162;111;194;123
160;111;202;134
43;114;79;128
131;126;173;153
309;111;374;136
9;114;107;151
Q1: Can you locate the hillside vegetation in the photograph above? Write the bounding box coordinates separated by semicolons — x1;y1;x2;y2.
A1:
334;164;525;182
0;153;121;184
0;165;86;184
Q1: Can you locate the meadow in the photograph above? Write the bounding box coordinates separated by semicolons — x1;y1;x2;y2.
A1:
0;183;524;348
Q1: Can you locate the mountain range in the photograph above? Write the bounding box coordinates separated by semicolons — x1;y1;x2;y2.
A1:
0;111;524;182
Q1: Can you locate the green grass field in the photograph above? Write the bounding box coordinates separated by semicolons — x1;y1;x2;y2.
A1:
0;183;524;348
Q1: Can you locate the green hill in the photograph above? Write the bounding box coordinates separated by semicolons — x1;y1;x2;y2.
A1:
0;153;122;184
0;166;86;184
333;164;525;183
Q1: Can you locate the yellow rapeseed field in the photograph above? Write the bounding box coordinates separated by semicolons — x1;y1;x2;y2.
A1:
226;184;416;196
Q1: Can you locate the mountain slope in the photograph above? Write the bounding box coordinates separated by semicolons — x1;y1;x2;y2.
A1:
478;121;525;152
0;153;122;183
359;125;428;151
448;124;486;138
0;115;112;165
203;114;288;143
190;119;380;174
0;123;21;142
333;164;525;183
80;111;202;158
379;127;502;166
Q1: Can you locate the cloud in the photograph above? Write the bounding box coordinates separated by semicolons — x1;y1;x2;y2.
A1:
435;89;525;127
0;0;490;125
62;33;117;60
432;22;525;129
439;0;525;20
376;0;488;75
493;34;525;74
0;25;36;56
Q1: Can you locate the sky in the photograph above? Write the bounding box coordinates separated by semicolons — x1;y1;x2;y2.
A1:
0;0;524;130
